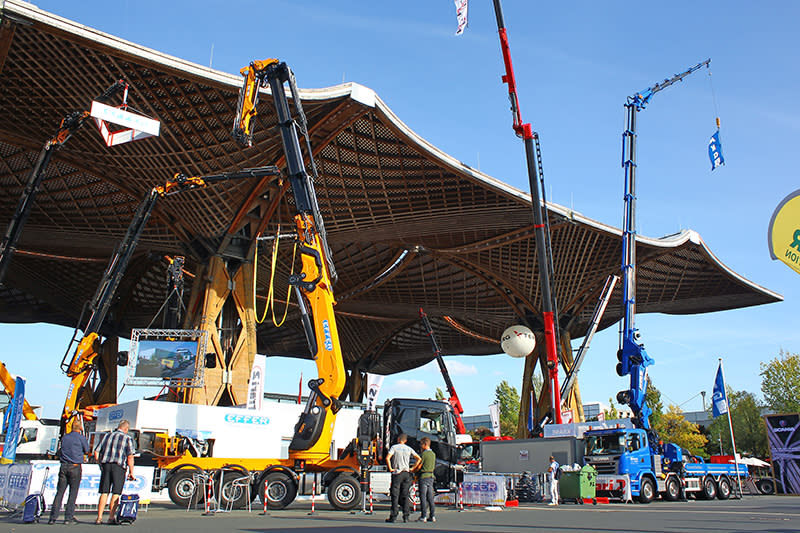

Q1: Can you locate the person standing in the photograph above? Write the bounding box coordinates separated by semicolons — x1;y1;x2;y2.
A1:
547;455;560;506
385;433;420;523
48;417;89;524
94;420;135;525
414;437;436;523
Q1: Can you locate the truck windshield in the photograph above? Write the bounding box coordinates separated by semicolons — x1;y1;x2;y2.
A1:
585;434;626;455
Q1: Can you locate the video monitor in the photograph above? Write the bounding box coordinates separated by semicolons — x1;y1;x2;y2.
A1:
125;329;208;388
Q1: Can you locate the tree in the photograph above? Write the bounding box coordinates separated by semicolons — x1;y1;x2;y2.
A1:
645;380;664;429
495;380;520;437
655;404;708;457
706;389;768;457
602;398;619;421
435;387;445;401
760;350;800;414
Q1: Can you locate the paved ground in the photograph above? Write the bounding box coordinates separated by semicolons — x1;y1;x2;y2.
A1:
2;496;798;532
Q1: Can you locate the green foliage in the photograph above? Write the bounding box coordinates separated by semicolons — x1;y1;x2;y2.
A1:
654;405;708;456
495;380;520;437
603;398;619;420
435;387;445;401
646;380;664;429
760;350;800;414
706;389;768;457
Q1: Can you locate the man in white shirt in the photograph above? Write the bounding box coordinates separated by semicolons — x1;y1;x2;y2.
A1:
548;455;560;506
385;434;420;523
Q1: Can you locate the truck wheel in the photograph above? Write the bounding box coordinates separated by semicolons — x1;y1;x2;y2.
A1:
168;469;202;507
638;478;655;504
663;477;680;501
757;479;775;495
219;471;251;509
716;476;731;500
699;476;717;500
327;474;362;511
259;471;297;510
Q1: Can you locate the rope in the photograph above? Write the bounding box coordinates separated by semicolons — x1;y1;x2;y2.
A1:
707;66;721;129
253;227;296;327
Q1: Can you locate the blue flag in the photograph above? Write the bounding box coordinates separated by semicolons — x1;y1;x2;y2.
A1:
711;363;728;418
1;377;25;464
708;130;725;170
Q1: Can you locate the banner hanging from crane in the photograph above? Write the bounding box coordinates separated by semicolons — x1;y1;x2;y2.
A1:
768;189;800;275
708;130;725;170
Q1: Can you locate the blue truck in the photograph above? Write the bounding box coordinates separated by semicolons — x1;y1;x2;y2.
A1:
583;427;746;502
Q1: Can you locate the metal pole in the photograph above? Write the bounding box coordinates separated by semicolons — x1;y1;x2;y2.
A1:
719;358;744;497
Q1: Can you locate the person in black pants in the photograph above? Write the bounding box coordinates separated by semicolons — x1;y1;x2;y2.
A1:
385;434;420;523
48;417;89;524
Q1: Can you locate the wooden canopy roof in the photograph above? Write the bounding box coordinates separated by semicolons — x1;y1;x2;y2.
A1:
0;1;781;375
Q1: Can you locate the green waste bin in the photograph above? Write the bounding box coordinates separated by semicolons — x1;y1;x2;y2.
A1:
558;464;597;504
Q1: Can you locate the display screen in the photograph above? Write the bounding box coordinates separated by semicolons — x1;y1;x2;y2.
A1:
125;329;208;388
134;339;198;379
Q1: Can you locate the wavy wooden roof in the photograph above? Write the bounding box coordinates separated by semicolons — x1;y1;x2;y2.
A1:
0;1;781;375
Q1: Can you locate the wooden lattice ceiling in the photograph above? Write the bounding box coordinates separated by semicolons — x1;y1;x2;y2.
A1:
0;1;781;375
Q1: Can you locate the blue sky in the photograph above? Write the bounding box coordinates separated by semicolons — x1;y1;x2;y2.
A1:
1;1;798;419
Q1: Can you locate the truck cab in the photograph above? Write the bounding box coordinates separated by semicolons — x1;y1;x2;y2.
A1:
0;418;60;460
383;398;463;489
584;427;664;501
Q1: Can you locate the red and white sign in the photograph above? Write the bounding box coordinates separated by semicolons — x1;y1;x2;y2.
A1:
91;100;160;147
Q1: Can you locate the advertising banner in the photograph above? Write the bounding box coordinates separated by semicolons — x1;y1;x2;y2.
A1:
0;463;33;506
29;462;155;505
767;189;800;275
460;474;506;506
488;403;501;437
764;413;800;494
365;373;384;411
247;354;267;410
1;377;25;464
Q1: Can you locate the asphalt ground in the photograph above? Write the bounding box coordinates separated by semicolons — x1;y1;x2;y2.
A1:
1;496;797;533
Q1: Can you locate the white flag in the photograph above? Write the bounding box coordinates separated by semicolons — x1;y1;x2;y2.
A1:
488;402;501;437
246;354;267;410
366;373;385;411
454;0;469;35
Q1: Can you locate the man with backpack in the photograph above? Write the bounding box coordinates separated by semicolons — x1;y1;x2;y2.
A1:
48;417;89;524
548;455;560;506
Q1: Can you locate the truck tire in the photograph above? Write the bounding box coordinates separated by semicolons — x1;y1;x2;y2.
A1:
663;476;680;501
757;479;775;495
699;476;717;500
638;478;656;504
716;476;731;500
167;469;202;507
218;471;251;509
259;471;297;510
327;474;362;511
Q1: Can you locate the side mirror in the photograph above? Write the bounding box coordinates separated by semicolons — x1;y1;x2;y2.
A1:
116;351;129;366
205;353;216;368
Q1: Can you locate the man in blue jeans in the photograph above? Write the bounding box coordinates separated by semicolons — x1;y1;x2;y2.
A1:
415;437;436;523
48;417;89;524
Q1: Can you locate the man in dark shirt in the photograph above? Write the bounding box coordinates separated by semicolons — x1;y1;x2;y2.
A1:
48;417;89;524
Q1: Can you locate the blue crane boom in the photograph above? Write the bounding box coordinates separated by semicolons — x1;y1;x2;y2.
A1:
616;60;710;430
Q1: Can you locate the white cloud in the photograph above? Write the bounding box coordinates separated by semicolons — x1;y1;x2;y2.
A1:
445;360;478;376
387;379;428;394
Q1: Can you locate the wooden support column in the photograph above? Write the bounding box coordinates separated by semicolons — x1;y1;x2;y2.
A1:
559;331;585;423
517;332;543;438
185;246;259;406
227;243;258;405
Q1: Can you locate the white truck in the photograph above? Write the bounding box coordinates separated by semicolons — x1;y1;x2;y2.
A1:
0;418;59;460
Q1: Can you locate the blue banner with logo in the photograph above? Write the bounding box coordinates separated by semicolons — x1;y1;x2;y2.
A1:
711;363;728;418
708;130;725;170
1;377;25;464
